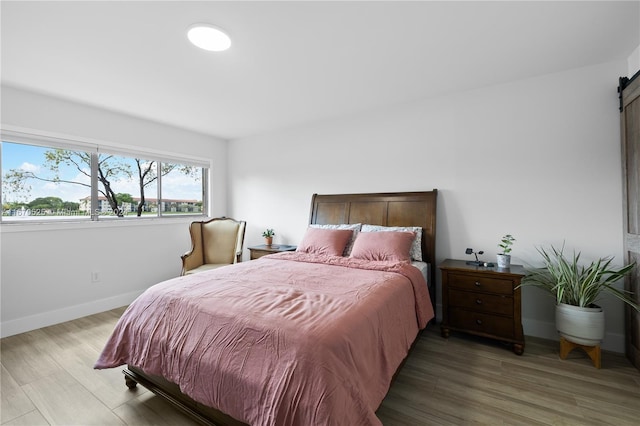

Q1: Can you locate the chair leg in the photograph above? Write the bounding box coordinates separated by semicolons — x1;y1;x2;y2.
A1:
559;336;601;369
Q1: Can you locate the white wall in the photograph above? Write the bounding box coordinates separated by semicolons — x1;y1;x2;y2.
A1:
0;86;228;337
229;60;631;352
629;45;640;77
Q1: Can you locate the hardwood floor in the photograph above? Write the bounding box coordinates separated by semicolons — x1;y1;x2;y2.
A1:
2;308;639;425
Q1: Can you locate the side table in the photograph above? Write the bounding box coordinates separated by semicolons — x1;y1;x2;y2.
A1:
439;258;526;355
248;244;297;260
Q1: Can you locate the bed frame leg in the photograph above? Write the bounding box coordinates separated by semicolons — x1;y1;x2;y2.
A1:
123;370;138;389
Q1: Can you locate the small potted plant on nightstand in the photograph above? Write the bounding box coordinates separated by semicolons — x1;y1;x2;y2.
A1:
262;229;275;246
497;234;515;268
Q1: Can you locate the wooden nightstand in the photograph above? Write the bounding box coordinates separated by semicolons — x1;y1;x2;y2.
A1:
248;244;297;260
439;258;526;355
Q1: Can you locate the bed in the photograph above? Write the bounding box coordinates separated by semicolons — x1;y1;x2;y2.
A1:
95;190;438;426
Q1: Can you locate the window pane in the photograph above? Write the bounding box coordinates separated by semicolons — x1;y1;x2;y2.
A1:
2;139;207;223
160;162;204;215
1;141;91;221
95;154;158;218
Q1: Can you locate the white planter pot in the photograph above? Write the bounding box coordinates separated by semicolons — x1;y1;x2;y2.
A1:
496;254;511;268
555;303;605;346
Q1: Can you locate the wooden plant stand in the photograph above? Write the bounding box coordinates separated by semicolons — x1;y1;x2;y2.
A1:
559;336;601;369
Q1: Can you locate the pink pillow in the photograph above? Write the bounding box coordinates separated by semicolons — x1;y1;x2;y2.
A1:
349;231;415;262
297;227;354;256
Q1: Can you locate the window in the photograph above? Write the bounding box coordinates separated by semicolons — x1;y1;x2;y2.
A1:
1;132;208;223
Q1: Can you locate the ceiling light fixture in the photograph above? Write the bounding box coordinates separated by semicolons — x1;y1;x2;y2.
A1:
187;24;231;52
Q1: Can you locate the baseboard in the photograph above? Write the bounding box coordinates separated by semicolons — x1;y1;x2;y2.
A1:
522;317;625;353
1;297;628;354
602;331;626;353
522;317;558;342
0;290;143;338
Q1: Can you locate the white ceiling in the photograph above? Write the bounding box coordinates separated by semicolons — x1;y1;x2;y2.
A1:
2;1;639;140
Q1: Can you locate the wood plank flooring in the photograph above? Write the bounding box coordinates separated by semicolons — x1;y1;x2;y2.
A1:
2;307;639;425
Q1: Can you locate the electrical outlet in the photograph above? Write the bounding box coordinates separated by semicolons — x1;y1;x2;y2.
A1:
91;271;101;283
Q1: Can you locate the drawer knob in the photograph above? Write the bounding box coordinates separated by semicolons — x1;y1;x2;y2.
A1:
475;281;481;287
476;299;483;305
476;319;483;325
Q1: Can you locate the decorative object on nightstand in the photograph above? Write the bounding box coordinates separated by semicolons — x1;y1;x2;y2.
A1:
520;244;638;368
440;258;526;355
465;248;494;267
262;228;275;246
248;244;297;260
496;234;515;268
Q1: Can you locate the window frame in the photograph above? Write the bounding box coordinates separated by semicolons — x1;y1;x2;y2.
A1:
1;128;210;225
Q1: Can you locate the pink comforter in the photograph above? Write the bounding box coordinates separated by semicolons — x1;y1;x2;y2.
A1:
95;252;434;425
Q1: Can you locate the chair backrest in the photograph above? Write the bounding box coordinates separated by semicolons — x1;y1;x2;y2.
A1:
197;217;246;264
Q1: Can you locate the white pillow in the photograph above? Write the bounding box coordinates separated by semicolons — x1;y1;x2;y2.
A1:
360;224;422;261
309;223;361;256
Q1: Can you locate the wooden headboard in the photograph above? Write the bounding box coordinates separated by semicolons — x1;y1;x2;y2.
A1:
309;190;438;289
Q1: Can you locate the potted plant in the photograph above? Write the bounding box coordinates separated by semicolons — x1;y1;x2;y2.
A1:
497;234;515;268
262;229;275;246
521;244;638;346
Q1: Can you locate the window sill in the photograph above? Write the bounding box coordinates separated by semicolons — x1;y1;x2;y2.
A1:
0;215;207;233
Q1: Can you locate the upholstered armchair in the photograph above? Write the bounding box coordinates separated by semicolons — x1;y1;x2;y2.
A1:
181;217;246;276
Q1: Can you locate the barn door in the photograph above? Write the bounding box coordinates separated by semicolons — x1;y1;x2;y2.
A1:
619;71;640;371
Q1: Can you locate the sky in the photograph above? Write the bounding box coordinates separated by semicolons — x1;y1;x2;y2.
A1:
1;142;203;204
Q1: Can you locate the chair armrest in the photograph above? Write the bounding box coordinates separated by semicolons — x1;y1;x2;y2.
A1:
181;250;204;276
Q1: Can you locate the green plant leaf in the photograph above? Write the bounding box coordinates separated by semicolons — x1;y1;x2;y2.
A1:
519;244;638;311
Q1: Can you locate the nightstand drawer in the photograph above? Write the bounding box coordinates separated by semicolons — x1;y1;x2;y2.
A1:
448;273;514;295
249;249;273;260
448;289;513;316
449;308;514;338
